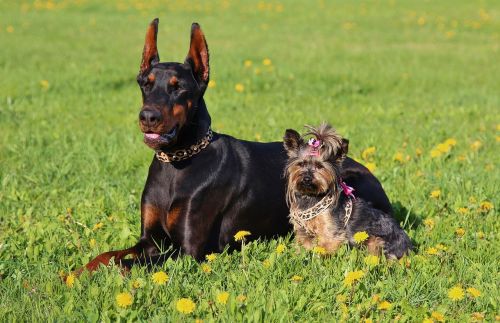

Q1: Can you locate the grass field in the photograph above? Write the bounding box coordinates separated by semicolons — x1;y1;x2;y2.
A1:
0;0;499;321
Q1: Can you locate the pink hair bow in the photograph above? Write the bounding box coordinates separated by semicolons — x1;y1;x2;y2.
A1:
307;138;321;157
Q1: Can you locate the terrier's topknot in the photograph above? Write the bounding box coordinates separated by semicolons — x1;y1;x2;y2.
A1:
304;123;345;160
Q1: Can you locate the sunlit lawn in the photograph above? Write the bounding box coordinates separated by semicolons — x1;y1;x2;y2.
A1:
0;0;498;321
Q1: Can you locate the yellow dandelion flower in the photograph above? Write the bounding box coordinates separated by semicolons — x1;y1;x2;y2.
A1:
236;294;247;302
276;243;286;254
364;255;379;266
457;207;468;214
435;244;448;251
364;319;373;323
417;16;426;25
216;291;229;304
151;271;169;285
365;162;376;172
262;58;272;66
93;222;104;230
445;138;457;146
344;270;364;286
448;285;464;301
65;273;75;288
361;147;376;160
496;136;500;142
445;31;455;39
201;264;212;273
234;230;251;241
415;148;423;156
426;247;438;255
262;259;271;268
132;278;144;289
430;149;442;158
201;264;212;274
205;253;217;262
207;80;216;88
455;228;465;237
40;80;50;89
471;312;485;321
176;298;196;314
353;231;369;244
89;239;96;248
424;218;435;229
336;294;347;303
436;143;451;153
430;190;441;199
470;140;482;150
235;83;244;93
291;275;303;282
467;287;481;298
378;300;392;310
342;21;355;30
6;25;14;33
479;201;493;212
116;292;133;308
422;318;433;323
477;231;485;239
312;246;327;255
496;123;500;131
393;152;405;163
371;294;380;303
431;311;445;322
195;319;203;323
243;60;252;68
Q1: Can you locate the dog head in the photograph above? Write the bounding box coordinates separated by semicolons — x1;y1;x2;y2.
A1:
283;123;349;204
137;19;210;150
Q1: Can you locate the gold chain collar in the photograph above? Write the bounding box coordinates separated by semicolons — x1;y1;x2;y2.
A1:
155;128;213;163
289;193;353;232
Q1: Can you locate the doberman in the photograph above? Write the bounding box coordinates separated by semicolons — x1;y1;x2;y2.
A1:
78;19;393;273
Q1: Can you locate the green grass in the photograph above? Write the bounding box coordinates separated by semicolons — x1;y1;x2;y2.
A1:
1;0;499;321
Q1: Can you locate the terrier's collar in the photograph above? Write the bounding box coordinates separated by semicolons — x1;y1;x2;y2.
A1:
155;128;213;163
289;193;336;227
289;179;355;231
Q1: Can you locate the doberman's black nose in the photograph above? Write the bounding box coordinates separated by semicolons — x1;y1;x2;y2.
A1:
139;109;162;127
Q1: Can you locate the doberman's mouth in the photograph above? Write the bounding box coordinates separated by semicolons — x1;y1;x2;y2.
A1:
144;125;179;146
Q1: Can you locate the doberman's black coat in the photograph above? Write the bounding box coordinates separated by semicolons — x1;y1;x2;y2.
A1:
80;19;392;272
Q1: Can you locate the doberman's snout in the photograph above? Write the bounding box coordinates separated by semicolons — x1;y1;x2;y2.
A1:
139;109;162;128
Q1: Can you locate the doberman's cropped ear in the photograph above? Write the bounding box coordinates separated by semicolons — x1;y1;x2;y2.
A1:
185;23;209;91
139;18;160;75
283;129;303;156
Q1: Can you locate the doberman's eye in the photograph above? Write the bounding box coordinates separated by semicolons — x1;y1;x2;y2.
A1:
168;76;178;88
147;73;156;83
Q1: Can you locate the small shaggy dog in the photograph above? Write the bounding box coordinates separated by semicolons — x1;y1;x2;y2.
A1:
283;124;412;259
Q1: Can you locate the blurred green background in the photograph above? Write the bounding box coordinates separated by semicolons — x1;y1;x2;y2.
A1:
0;0;498;321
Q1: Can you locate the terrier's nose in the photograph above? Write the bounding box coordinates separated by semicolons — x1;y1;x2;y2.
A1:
303;175;313;184
139;109;162;127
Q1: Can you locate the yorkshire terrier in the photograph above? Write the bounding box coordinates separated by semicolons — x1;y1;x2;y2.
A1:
283;124;412;259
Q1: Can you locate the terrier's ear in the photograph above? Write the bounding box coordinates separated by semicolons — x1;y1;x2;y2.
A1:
139;18;160;75
336;138;349;161
284;129;303;156
185;23;209;91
